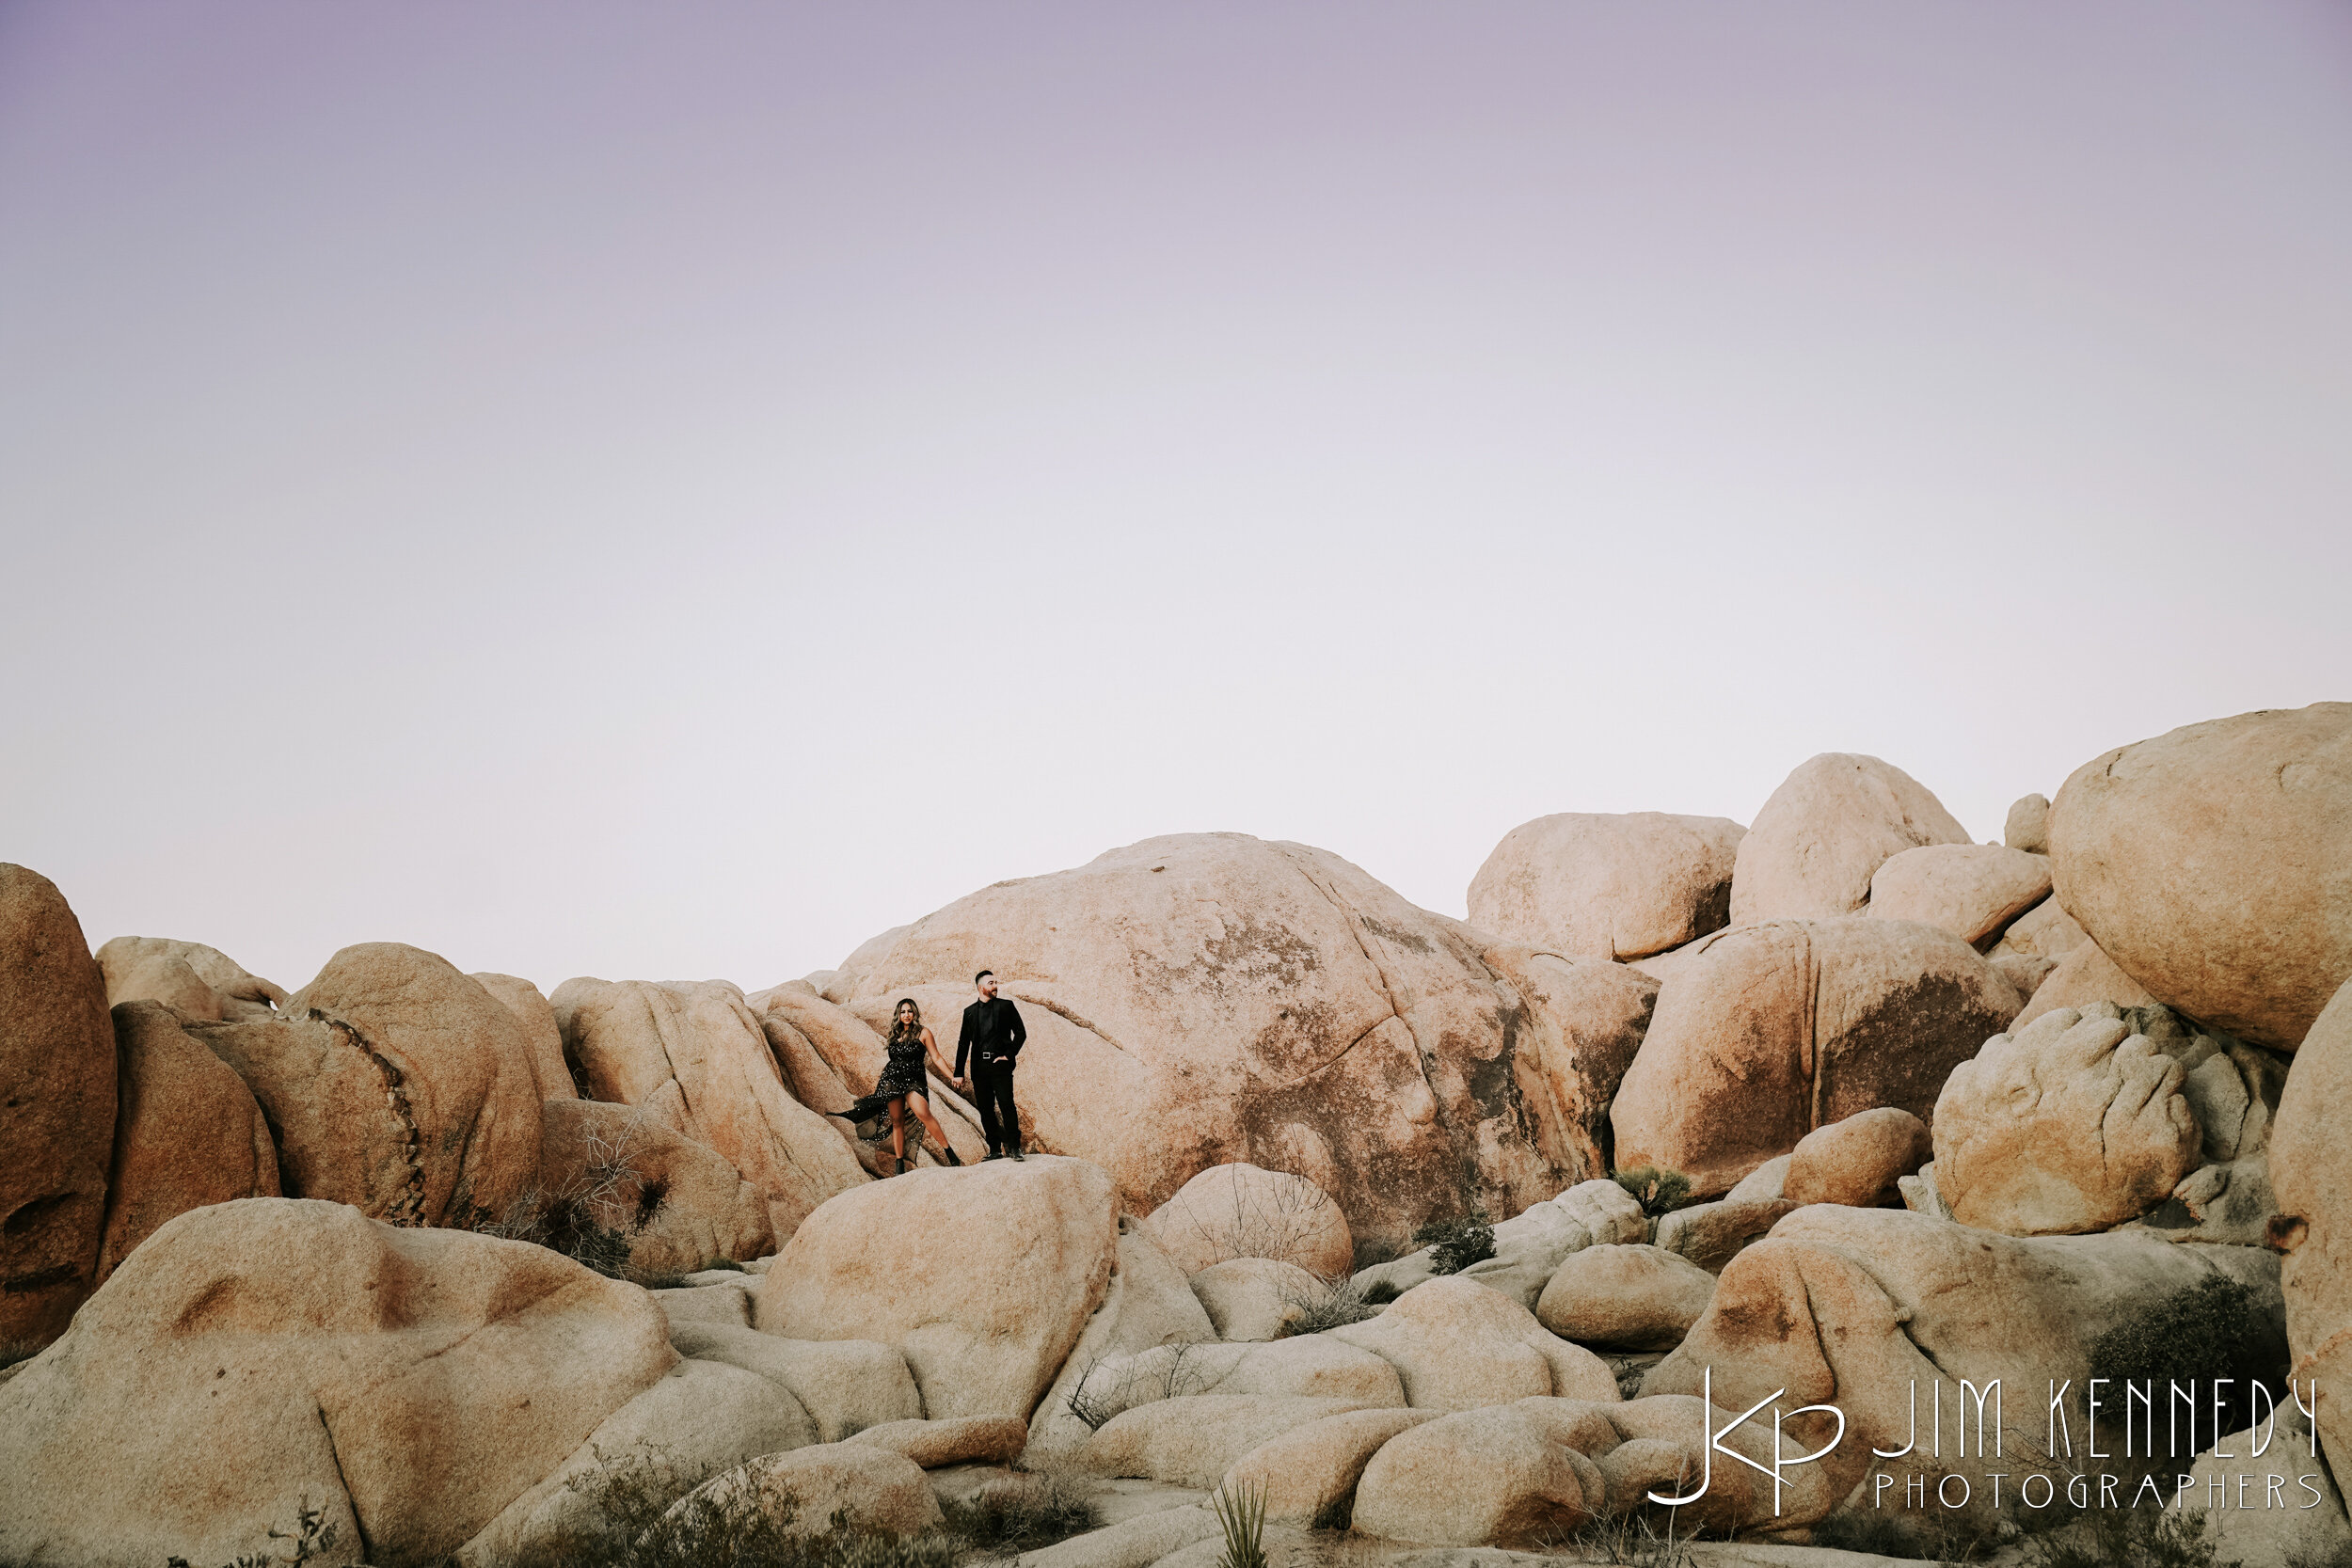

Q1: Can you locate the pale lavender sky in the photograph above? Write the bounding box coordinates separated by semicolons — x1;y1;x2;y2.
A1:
4;3;2349;994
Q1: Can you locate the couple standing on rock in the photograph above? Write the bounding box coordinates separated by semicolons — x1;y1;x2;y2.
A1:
841;969;1027;1175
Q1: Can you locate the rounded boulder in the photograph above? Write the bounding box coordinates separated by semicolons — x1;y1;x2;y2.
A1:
0;863;116;1343
0;1197;675;1568
95;1001;280;1283
2048;703;2352;1051
1609;917;2023;1196
1534;1243;1715;1351
1143;1162;1352;1280
1866;844;2052;949
1933;1007;2201;1234
1730;753;1970;925
2270;976;2352;1467
1467;811;1746;962
818;832;1589;1259
755;1153;1117;1420
1783;1106;1932;1210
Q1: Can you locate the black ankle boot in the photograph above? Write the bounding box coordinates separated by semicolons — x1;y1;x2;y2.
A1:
943;1147;963;1166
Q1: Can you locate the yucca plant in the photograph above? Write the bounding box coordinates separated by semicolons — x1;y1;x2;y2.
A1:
1212;1480;1268;1568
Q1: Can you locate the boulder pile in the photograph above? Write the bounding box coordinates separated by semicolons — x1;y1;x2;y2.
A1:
1;700;2344;1561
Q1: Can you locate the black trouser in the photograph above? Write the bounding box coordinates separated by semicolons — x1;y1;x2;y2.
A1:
970;1054;1021;1152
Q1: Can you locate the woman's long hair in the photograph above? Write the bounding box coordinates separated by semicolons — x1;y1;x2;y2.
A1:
888;998;922;1045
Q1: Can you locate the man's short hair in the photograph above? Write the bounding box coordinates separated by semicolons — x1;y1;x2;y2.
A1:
975;969;993;986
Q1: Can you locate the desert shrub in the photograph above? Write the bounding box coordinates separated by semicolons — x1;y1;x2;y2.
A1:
1812;1506;2014;1562
463;1108;702;1285
2087;1274;2287;1438
1613;1166;1695;1220
939;1472;1101;1553
1168;1173;1341;1270
1812;1510;1931;1558
167;1498;339;1568
1061;1353;1120;1433
1412;1213;1496;1275
1277;1273;1378;1335
1210;1481;1267;1568
1557;1511;1700;1566
2025;1505;2226;1568
508;1444;958;1568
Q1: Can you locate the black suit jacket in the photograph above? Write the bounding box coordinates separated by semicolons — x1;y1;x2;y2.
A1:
956;995;1026;1075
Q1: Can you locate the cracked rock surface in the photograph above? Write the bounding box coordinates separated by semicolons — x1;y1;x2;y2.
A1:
821;832;1605;1259
1932;1005;2201;1235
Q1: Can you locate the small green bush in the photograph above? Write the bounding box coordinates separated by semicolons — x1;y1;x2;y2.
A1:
2025;1506;2226;1568
940;1472;1102;1554
166;1499;339;1568
2088;1274;2286;1437
1277;1274;1379;1335
1814;1506;2008;1562
506;1444;958;1568
1613;1166;1695;1220
1412;1213;1497;1275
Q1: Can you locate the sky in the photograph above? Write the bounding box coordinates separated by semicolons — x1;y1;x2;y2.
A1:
3;2;2349;995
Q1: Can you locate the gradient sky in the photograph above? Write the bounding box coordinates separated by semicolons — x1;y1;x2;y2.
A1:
4;3;2349;995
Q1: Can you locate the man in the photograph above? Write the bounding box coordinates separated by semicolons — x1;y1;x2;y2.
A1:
955;969;1027;1161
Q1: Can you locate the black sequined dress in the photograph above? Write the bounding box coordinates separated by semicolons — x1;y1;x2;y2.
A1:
839;1028;930;1130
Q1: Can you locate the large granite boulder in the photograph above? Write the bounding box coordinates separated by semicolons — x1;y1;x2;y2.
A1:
0;863;117;1342
1074;1335;1407;1421
1932;1006;2201;1234
1468;942;1659;1180
468;972;576;1102
2271;975;2352;1469
2010;934;2160;1027
97;935;288;1022
2005;793;2052;853
1466;812;1745;961
0;1198;675;1568
535;1098;772;1275
667;1323;921;1442
1783;1105;1932;1210
2048;703;2352;1051
1219;1407;1436;1528
1610;917;2023;1196
1865;843;2051;948
1079;1393;1374;1488
1330;1275;1618;1410
756;1154;1116;1420
820;832;1588;1259
187;943;542;1227
456;1357;819;1565
1729;753;1970;924
1534;1243;1715;1350
552;977;867;1240
1189;1257;1324;1341
1025;1214;1217;1464
1142;1162;1353;1280
96;1000;280;1282
1347;1400;1610;1545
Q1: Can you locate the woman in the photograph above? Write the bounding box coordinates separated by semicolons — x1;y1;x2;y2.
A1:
841;998;964;1175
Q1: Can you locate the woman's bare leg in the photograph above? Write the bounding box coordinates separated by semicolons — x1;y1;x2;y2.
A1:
906;1090;950;1150
889;1098;906;1163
